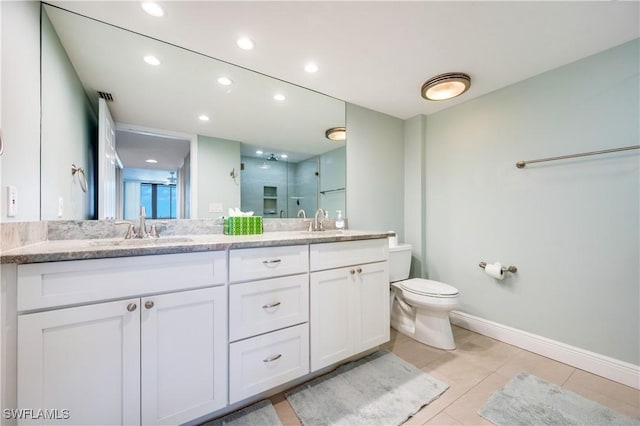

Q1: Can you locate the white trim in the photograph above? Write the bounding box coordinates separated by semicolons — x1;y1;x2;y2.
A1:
113;122;198;219
449;311;640;390
190;135;198;218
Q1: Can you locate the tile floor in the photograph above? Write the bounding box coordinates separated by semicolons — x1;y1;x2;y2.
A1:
269;326;640;425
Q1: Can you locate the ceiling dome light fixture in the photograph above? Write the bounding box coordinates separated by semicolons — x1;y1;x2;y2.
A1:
421;72;471;101
325;127;346;141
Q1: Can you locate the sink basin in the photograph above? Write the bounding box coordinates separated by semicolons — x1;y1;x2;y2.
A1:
90;237;194;247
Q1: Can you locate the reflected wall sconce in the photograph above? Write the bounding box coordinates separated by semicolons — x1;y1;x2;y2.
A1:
325;126;346;141
421;72;471;101
71;164;88;192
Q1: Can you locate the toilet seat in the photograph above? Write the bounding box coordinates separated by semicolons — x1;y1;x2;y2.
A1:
398;278;459;298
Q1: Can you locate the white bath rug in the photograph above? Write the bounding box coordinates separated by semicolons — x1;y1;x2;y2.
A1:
285;350;449;426
479;372;640;425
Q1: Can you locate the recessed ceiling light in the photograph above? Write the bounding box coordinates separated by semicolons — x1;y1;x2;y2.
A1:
304;62;319;73
256;150;263;155
274;94;286;101
217;77;233;86
141;2;164;17
198;115;210;122
145;158;158;164
237;37;255;50
280;154;288;159
421;72;471;101
143;55;160;66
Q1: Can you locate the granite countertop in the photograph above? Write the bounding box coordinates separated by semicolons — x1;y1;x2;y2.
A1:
0;230;391;264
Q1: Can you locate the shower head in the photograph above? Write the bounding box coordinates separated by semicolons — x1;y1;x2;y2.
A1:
267;154;278;161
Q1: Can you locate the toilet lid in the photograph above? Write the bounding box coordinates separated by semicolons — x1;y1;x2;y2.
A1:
399;278;459;297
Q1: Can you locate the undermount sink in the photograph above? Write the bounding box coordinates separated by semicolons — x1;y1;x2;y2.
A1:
89;236;194;247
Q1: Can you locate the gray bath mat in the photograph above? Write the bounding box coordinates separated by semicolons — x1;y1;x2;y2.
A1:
479;372;640;425
204;399;282;426
285;350;449;425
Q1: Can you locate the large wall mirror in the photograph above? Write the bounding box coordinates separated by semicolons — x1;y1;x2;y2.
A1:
40;4;346;221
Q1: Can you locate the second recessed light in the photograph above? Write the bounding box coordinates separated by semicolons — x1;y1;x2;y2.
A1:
237;37;255;50
143;55;160;66
274;94;286;101
304;62;319;73
142;2;164;17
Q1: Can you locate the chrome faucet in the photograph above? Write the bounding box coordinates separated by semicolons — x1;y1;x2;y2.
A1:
313;208;328;231
136;206;149;238
297;209;306;219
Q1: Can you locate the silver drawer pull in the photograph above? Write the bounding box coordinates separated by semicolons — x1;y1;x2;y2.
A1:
263;354;282;363
126;303;137;312
262;259;282;264
262;301;281;309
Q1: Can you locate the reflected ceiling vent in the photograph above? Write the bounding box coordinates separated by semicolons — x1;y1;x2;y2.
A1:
98;91;114;102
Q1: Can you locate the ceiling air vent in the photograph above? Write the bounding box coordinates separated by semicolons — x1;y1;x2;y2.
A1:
97;91;114;102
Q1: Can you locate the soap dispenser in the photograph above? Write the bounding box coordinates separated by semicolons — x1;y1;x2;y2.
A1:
335;210;345;231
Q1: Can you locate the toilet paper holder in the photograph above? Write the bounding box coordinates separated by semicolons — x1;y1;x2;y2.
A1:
479;261;518;273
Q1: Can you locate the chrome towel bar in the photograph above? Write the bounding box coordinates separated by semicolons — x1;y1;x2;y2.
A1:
516;145;639;169
479;261;517;273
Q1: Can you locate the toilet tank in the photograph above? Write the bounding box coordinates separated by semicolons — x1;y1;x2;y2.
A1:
388;244;412;282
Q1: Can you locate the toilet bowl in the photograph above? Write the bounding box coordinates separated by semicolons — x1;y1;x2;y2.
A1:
389;244;460;350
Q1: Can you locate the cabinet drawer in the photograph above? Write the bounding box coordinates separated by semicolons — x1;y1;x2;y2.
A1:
229;245;308;282
310;239;388;271
229;324;309;404
17;251;226;312
229;274;309;341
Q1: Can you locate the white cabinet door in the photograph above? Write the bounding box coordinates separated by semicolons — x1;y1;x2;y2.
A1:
310;267;356;371
357;262;390;352
18;299;141;426
310;261;389;372
141;286;227;425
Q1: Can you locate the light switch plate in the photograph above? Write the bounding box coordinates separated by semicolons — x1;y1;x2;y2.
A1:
209;202;223;213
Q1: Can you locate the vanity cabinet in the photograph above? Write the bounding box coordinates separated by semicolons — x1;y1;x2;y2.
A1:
228;246;310;404
16;252;227;426
309;239;389;371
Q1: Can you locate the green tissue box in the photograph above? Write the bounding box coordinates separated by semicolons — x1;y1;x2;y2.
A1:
224;216;263;235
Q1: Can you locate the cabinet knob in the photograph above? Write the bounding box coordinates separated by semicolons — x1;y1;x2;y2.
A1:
126;303;137;312
350;269;356;275
144;300;155;309
263;354;282;363
357;267;363;274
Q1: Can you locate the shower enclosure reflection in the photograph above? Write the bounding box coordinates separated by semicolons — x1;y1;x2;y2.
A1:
240;146;345;219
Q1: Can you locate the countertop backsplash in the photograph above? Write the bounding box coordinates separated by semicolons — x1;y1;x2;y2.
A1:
1;217;347;252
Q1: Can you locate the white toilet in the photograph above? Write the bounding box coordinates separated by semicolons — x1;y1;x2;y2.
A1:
389;244;460;350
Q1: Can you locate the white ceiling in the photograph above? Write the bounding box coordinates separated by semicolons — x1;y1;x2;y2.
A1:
51;0;639;120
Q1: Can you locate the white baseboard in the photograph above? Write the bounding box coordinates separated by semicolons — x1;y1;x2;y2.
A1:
449;311;640;390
